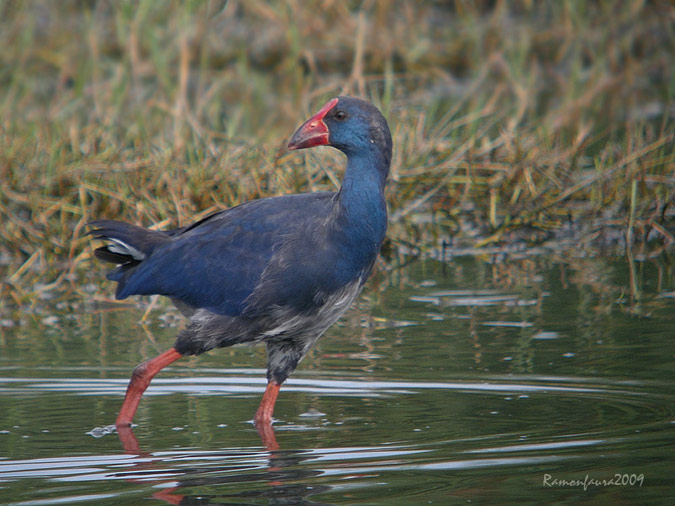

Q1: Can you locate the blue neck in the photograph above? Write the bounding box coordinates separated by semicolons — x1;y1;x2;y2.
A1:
336;151;388;253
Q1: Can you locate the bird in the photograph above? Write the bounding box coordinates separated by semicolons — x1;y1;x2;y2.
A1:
88;96;392;430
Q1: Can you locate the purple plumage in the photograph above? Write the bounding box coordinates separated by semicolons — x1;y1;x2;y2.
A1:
88;96;392;431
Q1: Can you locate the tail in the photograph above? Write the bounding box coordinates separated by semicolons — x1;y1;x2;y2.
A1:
87;220;170;289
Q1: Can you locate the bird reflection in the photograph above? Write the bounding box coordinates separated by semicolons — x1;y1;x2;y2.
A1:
114;423;333;505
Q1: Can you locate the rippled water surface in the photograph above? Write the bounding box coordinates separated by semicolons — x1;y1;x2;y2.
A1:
1;253;673;505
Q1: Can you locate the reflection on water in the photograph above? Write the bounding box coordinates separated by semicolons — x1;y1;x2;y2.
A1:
0;253;673;504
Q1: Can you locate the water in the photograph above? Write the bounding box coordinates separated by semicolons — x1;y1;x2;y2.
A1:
1;253;673;505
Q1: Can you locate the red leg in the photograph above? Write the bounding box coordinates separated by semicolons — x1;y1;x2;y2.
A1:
116;424;143;455
254;381;281;425
116;347;183;427
254;381;281;450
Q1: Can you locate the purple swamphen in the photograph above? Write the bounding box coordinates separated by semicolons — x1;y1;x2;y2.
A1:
89;96;392;430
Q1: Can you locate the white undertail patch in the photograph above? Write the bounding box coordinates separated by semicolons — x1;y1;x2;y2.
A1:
108;238;146;261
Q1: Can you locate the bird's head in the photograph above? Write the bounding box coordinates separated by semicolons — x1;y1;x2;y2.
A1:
288;96;392;166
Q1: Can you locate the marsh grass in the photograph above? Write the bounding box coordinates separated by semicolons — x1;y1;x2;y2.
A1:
1;0;673;307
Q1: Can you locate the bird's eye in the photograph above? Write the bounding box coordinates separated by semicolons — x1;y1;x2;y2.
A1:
334;110;347;121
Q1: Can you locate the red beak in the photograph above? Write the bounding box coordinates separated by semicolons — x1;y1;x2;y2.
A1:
288;98;339;150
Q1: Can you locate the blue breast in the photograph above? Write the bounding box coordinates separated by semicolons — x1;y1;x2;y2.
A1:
115;190;385;317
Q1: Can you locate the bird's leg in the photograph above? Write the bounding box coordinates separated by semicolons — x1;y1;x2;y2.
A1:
254;381;281;451
116;424;143;455
116;347;183;427
254;381;281;425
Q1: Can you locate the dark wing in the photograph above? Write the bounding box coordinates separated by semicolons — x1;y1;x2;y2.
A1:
92;192;337;317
